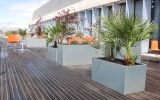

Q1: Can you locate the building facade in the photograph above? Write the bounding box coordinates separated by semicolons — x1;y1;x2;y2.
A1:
29;0;160;53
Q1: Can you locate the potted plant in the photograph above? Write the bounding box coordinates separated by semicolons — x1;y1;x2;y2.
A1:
26;16;47;48
18;29;27;39
44;23;67;62
92;11;157;95
46;9;103;65
44;23;67;48
18;29;28;51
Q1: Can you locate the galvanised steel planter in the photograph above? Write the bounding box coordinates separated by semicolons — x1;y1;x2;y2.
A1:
26;38;47;48
48;45;103;66
48;46;58;62
91;58;147;95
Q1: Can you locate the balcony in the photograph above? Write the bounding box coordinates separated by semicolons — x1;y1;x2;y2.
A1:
0;46;160;100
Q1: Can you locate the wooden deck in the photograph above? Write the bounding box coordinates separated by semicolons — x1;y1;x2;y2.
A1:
1;47;160;100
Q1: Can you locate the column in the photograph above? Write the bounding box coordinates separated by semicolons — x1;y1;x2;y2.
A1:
112;3;121;13
126;0;134;16
101;6;109;17
101;6;109;29
84;10;92;36
78;11;85;32
141;0;152;53
92;8;100;25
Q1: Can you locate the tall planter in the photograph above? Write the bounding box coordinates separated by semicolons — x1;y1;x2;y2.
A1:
92;58;147;95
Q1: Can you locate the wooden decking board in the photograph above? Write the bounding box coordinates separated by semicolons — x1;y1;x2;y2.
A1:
27;52;130;99
18;50;107;100
10;49;102;99
17;50;136;99
8;54;42;100
1;47;160;100
23;51;129;100
10;51;62;100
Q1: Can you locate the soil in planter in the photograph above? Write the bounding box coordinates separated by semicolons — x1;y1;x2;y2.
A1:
50;46;58;48
98;57;140;66
50;41;58;48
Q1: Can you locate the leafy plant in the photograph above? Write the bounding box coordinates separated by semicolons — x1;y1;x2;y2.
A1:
18;29;27;39
101;11;157;65
99;30;122;60
70;41;79;45
75;31;83;38
44;23;68;48
53;8;84;41
81;41;89;45
35;16;43;36
5;31;14;36
36;26;42;36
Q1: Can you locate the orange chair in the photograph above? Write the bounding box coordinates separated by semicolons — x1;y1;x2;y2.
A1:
7;34;20;51
150;40;160;53
7;34;20;43
147;40;160;63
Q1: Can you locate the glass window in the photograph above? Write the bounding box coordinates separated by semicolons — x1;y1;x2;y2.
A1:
120;3;126;13
150;0;160;48
108;6;112;14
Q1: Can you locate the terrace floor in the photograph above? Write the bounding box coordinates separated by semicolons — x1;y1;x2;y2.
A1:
1;46;160;100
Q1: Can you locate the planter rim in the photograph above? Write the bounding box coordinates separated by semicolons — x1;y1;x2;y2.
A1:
93;57;146;67
61;44;91;46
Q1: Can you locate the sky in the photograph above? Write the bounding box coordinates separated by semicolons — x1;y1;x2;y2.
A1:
0;0;49;31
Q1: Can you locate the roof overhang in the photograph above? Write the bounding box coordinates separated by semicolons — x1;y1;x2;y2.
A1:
29;0;124;25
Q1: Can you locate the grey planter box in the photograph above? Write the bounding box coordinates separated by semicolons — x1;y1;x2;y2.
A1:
91;58;147;95
48;47;58;62
26;38;47;48
48;45;103;65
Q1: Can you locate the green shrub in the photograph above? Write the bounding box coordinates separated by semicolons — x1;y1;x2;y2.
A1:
71;41;79;45
18;29;27;39
81;41;89;44
101;11;158;65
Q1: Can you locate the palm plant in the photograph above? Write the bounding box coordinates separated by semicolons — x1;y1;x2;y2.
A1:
44;23;68;48
5;31;13;36
101;11;157;65
18;29;27;39
99;31;122;60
